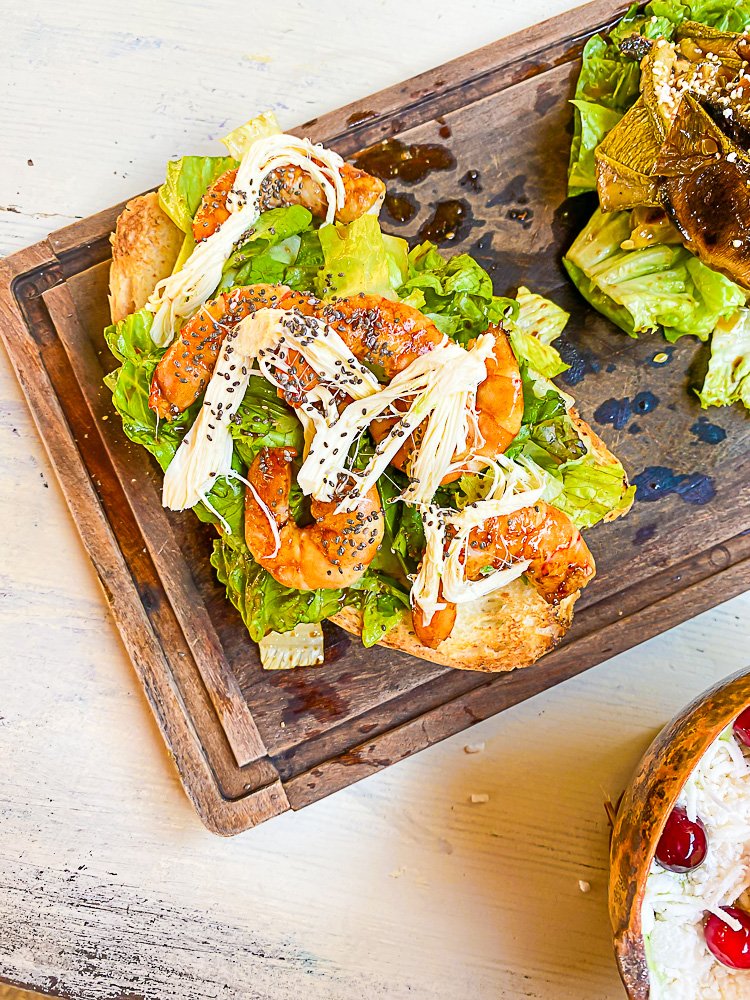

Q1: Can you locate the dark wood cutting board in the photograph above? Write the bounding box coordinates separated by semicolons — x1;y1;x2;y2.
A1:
2;0;748;835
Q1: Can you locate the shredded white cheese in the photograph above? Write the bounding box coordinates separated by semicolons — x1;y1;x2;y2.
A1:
161;311;281;513
410;455;549;625
643;727;750;1000
161;309;379;515
297;334;496;509
146;122;346;347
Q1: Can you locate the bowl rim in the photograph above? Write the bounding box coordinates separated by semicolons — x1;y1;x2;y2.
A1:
609;666;750;999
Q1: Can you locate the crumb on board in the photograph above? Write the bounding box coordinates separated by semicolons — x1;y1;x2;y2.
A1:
464;741;485;754
578;879;591;893
470;793;490;804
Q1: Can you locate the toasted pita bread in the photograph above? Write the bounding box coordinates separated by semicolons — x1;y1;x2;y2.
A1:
109;192;183;323
332;581;576;672
109;199;626;672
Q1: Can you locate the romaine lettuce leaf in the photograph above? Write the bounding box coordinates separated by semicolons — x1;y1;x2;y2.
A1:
229;375;304;467
158;155;237;234
104;308;247;536
556;455;636;528
347;570;410;647
646;0;750;33
316;214;408;299
211;536;346;641
398;242;517;345
567;31;643;195
564;208;745;340
698;309;750;409
509;286;570;378
506;366;633;528
103;309;192;470
211;534;407;644
221;111;280;159
568;100;625;196
218;205;317;293
506;369;587;473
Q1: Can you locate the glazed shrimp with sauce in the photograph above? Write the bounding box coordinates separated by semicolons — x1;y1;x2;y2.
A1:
151;289;524;483
245;446;384;589
412;501;596;649
149;284;319;420
193;163;386;243
313;297;523;483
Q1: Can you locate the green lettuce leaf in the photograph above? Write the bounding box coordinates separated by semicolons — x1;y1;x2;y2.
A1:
103;309;193;470
210;536;346;641
567;30;643;195
568;100;625;196
347;570;411;647
506;367;633;528
210;535;408;644
315;214;408;298
217;205;318;293
220;111;280;159
158;155;237;234
698;309;750;409
556;455;636;528
229;375;304;467
193;464;246;541
506;368;587;473
398;242;517;345
104;308;247;536
646;0;750;33
509;286;570;378
564;208;745;340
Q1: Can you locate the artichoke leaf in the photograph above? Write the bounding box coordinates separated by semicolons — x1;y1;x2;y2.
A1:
676;20;749;64
595;97;664;210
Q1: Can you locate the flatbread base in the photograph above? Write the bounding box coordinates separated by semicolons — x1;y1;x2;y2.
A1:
109;192;183;323
108;195;612;673
331;580;576;672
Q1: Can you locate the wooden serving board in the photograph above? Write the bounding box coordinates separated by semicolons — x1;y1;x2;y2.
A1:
2;0;748;835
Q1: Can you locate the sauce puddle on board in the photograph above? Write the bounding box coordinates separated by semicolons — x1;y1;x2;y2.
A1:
383;192;418;224
417;199;472;243
353;138;455;183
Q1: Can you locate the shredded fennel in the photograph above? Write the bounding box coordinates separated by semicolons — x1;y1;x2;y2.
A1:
410;456;550;625
145;117;346;347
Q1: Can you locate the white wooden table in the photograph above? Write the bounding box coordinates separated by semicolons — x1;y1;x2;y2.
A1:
2;2;748;997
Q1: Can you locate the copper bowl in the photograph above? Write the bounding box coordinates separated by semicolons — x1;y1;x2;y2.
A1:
609;667;750;998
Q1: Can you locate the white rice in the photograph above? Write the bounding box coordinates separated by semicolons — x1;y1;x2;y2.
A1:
643;727;750;999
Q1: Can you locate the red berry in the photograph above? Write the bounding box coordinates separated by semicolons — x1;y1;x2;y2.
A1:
655;805;708;873
705;908;750;969
733;706;750;749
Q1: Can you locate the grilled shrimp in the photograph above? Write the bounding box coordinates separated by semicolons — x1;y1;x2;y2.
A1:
358;316;522;478
149;284;318;420
412;501;596;648
193;163;386;243
245;447;384;590
318;293;446;377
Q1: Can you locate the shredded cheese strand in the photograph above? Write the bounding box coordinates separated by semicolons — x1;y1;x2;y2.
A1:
297;335;495;509
146;132;346;347
161;309;379;516
410;456;550;625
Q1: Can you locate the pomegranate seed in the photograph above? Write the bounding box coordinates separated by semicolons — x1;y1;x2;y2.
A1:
655;805;708;873
733;706;750;749
705;908;750;969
